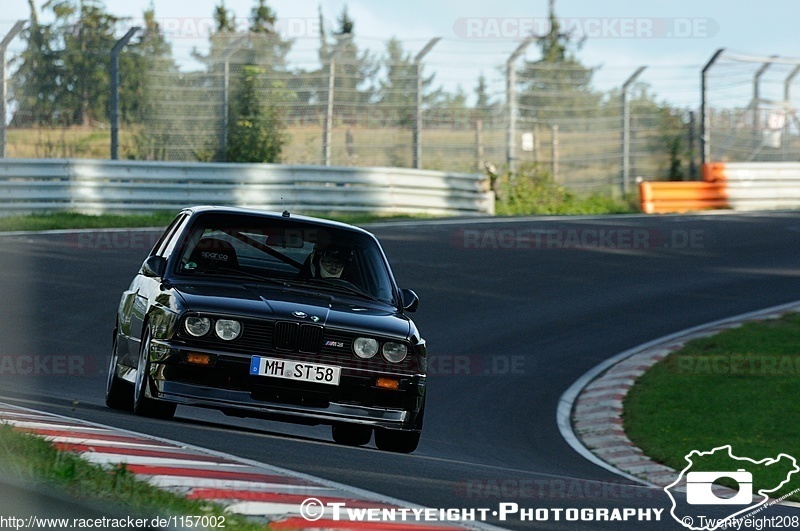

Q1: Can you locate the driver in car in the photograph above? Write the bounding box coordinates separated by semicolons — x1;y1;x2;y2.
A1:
311;248;349;279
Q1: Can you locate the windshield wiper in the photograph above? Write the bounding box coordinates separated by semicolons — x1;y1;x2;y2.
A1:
285;279;380;302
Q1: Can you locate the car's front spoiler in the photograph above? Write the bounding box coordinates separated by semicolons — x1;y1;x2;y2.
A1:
153;379;419;430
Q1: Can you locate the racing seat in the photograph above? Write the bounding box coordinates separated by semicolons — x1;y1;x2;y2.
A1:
187;238;239;271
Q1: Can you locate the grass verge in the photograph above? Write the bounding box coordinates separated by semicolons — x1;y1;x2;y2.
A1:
493;163;638;216
0;423;266;529
0;212;180;232
0;211;435;233
623;312;800;500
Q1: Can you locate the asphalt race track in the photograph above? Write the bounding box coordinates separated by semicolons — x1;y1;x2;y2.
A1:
1;212;800;530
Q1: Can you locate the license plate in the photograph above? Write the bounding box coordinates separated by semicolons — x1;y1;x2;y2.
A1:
250;356;341;386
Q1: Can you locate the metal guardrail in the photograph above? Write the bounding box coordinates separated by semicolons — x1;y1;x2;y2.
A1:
639;181;727;214
0;159;495;216
641;162;800;213
706;162;800;211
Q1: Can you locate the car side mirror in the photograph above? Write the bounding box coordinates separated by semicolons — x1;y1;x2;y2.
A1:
400;288;419;312
141;256;167;278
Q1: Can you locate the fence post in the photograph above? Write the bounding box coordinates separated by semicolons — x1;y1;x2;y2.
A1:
701;48;725;166
323;58;335;166
110;26;140;160
751;57;776;132
782;65;800;161
0;21;26;160
621;66;646;195
475;119;483;172
505;38;534;174
689;110;697;180
322;36;353;167
413;37;440;169
218;35;249;163
551;124;559;182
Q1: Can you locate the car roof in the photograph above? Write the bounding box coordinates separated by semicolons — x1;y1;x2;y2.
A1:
180;206;376;238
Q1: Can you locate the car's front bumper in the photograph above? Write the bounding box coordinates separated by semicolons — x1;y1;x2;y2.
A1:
146;341;426;431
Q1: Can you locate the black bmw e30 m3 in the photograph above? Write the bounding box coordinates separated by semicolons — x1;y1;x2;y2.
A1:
106;206;426;453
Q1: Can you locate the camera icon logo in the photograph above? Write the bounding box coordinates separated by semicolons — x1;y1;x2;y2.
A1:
686;469;753;505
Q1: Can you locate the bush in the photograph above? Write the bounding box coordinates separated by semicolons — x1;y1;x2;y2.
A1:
493;163;638;215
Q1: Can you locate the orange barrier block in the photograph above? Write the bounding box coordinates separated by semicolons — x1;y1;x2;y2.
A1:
702;162;727;182
640;181;729;214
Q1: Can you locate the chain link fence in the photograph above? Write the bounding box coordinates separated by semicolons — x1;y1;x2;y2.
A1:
702;50;800;164
9;19;794;196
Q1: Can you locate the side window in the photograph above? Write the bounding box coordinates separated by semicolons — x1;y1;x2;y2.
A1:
159;213;191;258
151;213;188;257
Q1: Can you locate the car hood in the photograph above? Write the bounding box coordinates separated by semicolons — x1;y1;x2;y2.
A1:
172;281;411;339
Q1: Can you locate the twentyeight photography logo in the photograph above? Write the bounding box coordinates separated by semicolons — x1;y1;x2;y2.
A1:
665;445;799;530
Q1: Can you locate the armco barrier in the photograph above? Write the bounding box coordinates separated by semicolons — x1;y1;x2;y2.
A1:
703;162;800;211
0;159;495;216
641;162;800;213
639;181;728;214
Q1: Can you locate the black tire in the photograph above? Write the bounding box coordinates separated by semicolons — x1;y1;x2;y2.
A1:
133;327;177;420
105;335;133;411
331;424;372;447
374;428;420;454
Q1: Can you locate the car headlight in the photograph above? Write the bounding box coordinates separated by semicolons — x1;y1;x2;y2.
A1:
185;316;211;337
382;342;408;363
215;319;242;341
353;337;379;359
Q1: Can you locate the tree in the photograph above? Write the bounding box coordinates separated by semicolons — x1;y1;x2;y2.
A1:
214;1;236;33
517;0;599;123
11;0;121;126
246;0;291;70
626;83;690;180
326;6;378;123
336;6;354;35
61;0;121;125
194;0;290;73
250;0;275;34
185;1;293;161
130;7;193;160
473;72;495;123
121;6;176;125
226;66;288;163
10;1;60;125
376;37;437;127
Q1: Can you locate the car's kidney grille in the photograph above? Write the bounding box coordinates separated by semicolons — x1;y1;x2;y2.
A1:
298;324;323;354
236;320;273;351
180;319;418;374
273;321;298;351
273;321;322;354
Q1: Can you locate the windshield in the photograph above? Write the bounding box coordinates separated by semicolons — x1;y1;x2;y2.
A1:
172;213;396;304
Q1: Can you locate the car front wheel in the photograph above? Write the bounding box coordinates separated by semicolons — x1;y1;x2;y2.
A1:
105;334;132;411
331;424;372;447
133;327;176;420
374;428;420;453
